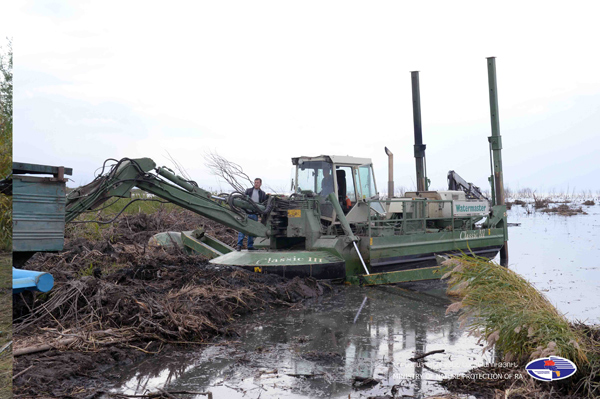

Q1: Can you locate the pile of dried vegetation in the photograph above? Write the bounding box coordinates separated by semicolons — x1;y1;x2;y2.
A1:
442;255;600;398
68;204;240;248
15;254;330;347
506;198;590;216
531;194;589;216
540;203;587;216
0;255;11;397
13;208;333;398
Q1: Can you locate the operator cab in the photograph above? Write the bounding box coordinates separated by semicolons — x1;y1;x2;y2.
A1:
292;155;383;222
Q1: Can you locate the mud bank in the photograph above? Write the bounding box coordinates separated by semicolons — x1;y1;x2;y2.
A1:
0;254;12;397
13;211;334;398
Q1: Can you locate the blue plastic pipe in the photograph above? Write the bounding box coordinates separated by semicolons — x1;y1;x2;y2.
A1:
13;268;54;294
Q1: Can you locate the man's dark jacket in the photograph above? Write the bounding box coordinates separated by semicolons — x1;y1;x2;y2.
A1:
245;187;268;204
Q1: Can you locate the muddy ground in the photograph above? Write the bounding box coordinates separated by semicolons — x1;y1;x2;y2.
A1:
13;209;334;398
0;254;11;397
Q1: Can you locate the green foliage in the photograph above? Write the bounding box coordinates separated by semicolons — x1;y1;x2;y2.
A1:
0;37;11;176
66;195;178;241
77;262;95;278
102;193;179;214
443;255;586;364
0;37;12;251
73;194;179;221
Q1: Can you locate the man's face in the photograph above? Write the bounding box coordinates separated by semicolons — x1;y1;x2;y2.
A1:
254;179;262;189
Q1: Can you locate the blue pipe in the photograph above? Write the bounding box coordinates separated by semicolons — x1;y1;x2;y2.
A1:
13;268;54;294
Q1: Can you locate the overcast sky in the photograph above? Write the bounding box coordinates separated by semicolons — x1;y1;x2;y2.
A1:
5;1;600;195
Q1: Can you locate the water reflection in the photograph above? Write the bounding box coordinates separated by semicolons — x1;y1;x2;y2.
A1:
110;285;490;398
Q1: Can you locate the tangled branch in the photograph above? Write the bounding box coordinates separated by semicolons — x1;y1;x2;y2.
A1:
203;151;252;192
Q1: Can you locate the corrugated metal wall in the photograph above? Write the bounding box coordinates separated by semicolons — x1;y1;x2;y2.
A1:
13;176;66;252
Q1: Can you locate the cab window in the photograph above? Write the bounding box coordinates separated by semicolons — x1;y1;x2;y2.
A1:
336;166;356;202
296;161;334;197
358;164;376;199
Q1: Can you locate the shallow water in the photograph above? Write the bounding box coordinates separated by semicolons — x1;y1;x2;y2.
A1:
498;202;600;322
110;285;487;398
109;202;600;398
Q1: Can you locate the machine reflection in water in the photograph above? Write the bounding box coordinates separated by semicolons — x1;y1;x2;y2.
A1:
109;285;493;398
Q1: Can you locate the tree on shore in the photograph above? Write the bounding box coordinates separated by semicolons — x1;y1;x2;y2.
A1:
0;37;12;251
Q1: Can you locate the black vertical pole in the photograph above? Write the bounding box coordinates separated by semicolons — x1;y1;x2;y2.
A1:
411;71;427;192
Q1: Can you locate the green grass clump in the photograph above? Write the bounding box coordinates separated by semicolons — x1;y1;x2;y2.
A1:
91;193;179;215
443;255;600;397
443;255;586;364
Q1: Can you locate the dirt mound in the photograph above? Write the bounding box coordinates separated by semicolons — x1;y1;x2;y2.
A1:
441;365;525;398
15;349;132;398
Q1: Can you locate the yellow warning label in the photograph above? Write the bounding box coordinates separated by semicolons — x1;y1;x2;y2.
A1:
488;229;491;235
254;267;262;273
370;238;373;246
288;209;301;218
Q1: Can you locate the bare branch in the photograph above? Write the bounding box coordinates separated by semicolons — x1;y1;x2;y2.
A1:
203;151;252;193
164;151;191;181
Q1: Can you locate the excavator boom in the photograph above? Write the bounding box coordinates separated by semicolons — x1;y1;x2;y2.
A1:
65;158;269;238
447;170;487;200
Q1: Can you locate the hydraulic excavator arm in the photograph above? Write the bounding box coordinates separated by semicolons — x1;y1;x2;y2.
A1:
65;158;269;238
447;170;487;200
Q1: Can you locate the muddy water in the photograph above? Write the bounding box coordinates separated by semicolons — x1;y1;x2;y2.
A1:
110;285;487;398
109;202;600;398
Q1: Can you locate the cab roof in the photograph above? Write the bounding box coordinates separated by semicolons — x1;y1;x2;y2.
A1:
292;155;372;166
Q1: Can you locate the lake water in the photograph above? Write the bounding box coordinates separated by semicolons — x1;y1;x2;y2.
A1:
499;201;600;322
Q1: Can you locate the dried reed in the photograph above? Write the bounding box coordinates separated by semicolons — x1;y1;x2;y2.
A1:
442;255;599;397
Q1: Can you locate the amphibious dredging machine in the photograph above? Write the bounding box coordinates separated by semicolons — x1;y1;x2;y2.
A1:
12;58;508;286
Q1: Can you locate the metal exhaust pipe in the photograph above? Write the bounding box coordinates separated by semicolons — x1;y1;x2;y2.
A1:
384;147;394;198
411;71;427;192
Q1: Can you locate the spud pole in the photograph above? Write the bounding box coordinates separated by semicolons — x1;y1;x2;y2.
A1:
487;57;508;265
411;71;427;192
